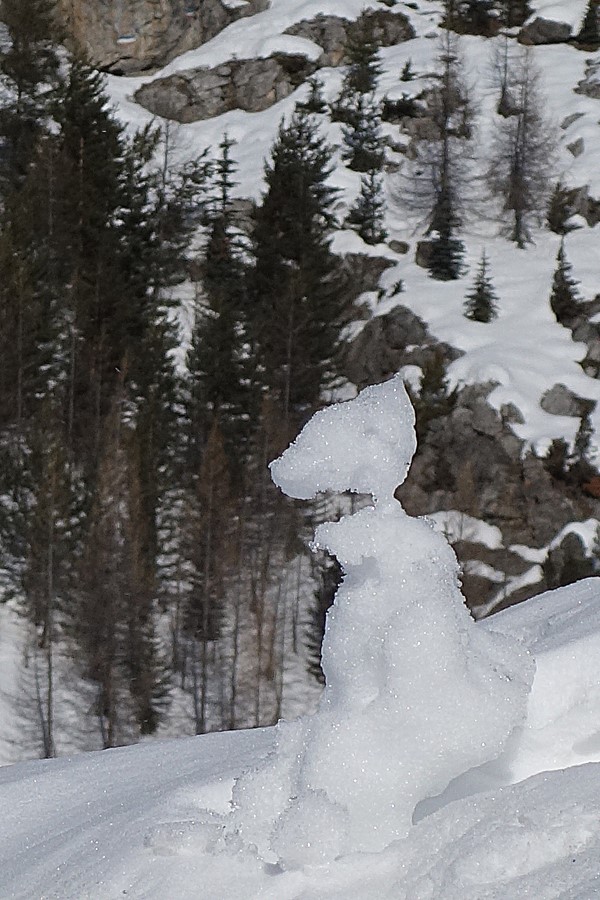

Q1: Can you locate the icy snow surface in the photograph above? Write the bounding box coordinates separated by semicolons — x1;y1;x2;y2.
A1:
2;584;600;898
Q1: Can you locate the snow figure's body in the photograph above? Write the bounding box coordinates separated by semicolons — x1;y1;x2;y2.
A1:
228;376;534;866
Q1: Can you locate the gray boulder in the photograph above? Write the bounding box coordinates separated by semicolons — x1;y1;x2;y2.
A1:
135;53;316;122
520;16;572;45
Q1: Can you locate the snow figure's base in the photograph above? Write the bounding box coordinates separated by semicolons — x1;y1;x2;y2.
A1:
226;376;534;866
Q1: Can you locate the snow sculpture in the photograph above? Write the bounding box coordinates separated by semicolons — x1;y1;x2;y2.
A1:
228;375;534;866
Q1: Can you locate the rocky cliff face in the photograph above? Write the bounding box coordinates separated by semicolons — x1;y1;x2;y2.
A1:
347;302;600;615
133;8;414;121
57;0;268;73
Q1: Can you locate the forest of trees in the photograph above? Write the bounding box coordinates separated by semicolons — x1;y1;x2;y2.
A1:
0;0;595;759
0;0;356;756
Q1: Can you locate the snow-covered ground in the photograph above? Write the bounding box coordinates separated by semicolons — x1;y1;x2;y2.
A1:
3;576;600;897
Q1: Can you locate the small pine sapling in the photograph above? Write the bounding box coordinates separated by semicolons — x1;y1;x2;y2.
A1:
546;182;575;235
401;59;415;81
578;0;600;46
409;348;458;442
346;170;387;245
298;76;327;115
464;251;499;322
341;94;385;172
549;239;581;325
331;16;382;124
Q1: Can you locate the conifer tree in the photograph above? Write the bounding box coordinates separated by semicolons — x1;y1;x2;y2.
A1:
569;402;597;487
408;32;471;280
75;389;169;746
464;251;499;322
250;110;344;421
51;56;126;461
343;15;382;94
0;0;60;188
544;437;570;481
497;0;531;27
187;135;255;469
547;182;574;235
578;0;600;46
298;76;327;115
346;170;387;245
410;349;458;442
20;398;80;757
550;239;581;325
331;16;382;124
181;418;234;734
341;94;385;173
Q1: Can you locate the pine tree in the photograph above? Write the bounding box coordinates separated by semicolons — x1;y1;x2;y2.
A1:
410;349;458;442
578;0;600;46
408;32;471;280
341;94;385;173
181;418;233;734
444;0;497;35
346;170;387;245
331;16;382;124
543;532;595;590
464;251;499;321
497;0;531;27
570;404;596;486
550;239;581;325
250;110;345;421
20;398;80;757
342;15;383;95
401;59;415;82
544;437;570;481
187;135;256;469
547;182;574;235
50;56;127;462
428;219;466;281
297;76;327;115
75;390;169;747
0;0;61;189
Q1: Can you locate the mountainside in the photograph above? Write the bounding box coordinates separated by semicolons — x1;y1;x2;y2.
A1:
96;0;600;610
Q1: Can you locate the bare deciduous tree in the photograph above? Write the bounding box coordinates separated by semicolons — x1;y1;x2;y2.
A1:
488;49;556;248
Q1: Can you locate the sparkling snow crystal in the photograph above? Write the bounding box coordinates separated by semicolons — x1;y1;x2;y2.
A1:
228;375;534;865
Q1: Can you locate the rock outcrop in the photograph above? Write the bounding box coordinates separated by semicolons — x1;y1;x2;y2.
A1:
343;303;461;388
346;308;600;612
284;9;415;67
57;0;268;74
135;53;316;122
133;7;414;122
520;16;572;45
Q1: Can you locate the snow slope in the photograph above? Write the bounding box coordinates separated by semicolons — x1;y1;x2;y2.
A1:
104;0;600;460
2;577;600;899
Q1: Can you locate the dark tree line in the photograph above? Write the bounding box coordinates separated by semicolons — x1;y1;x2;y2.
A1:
0;0;349;758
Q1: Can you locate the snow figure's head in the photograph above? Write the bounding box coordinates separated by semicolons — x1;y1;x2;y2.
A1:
269;375;416;503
